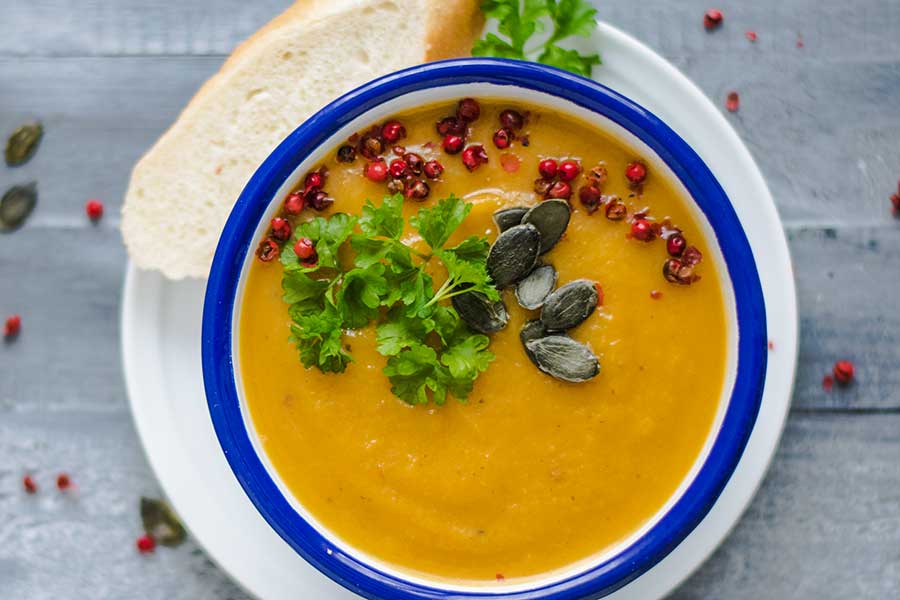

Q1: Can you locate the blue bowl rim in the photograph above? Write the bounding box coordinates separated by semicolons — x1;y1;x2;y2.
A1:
201;58;767;600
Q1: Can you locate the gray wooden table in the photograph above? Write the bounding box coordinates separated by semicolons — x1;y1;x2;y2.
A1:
1;1;898;598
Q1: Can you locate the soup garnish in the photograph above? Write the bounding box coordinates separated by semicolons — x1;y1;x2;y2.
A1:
269;190;601;404
240;98;728;580
254;97;708;404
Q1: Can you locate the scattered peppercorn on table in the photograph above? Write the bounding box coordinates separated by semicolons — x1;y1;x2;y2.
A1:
2;1;899;599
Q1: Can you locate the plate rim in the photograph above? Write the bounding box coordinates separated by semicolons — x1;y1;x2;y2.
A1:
201;57;768;600
121;20;797;600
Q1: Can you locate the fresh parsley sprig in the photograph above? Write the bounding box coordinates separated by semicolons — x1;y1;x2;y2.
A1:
279;195;497;405
473;0;601;77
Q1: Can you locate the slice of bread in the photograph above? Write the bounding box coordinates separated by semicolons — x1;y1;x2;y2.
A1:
122;0;483;279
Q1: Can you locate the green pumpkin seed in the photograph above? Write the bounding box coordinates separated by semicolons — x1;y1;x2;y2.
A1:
0;183;37;232
5;122;43;166
140;497;187;547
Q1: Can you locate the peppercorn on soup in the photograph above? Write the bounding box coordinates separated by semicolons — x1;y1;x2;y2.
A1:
238;98;728;582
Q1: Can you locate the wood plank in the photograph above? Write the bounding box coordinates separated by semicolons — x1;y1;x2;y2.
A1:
2;54;899;226
1;57;896;411
789;225;900;410
0;57;223;225
0;0;288;56
0;224;897;413
671;412;900;600
666;55;900;226
610;0;900;61
1;409;898;598
4;0;900;61
0;227;126;411
0;410;249;600
0;2;896;598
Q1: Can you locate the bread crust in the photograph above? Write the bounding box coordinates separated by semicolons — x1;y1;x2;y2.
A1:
424;0;485;60
123;0;484;278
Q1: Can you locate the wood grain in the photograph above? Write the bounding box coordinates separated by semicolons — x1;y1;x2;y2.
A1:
2;54;899;227
0;411;248;600
0;0;287;57
1;225;896;413
671;413;900;600
1;0;898;598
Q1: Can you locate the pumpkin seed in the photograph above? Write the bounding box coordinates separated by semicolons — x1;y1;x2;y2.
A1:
5;122;43;166
492;206;528;232
540;279;599;331
520;319;548;366
140;497;187;547
515;264;557;310
522;199;570;254
0;183;37;232
525;335;600;383
487;223;541;287
452;291;509;334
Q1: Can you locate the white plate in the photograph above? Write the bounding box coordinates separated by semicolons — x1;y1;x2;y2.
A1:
121;22;797;600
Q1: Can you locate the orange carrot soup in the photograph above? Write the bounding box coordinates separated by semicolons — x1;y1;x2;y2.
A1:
238;98;728;583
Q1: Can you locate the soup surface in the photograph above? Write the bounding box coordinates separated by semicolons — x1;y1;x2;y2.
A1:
239;100;728;582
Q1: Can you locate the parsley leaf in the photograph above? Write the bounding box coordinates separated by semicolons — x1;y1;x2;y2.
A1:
430;304;462;346
383;333;495;406
351;195;415;272
375;309;433;356
358;194;404;239
279;195;500;405
379;303;496;405
406;197;498;307
538;44;601;78
478;0;548;55
446;236;491;262
441;334;494;380
473;0;601;78
547;0;597;39
349;235;391;269
282;213;357;271
338;265;389;329
409;195;469;250
386;265;435;317
282;270;333;311
435;248;499;302
383;343;443;405
472;33;522;59
289;303;351;373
